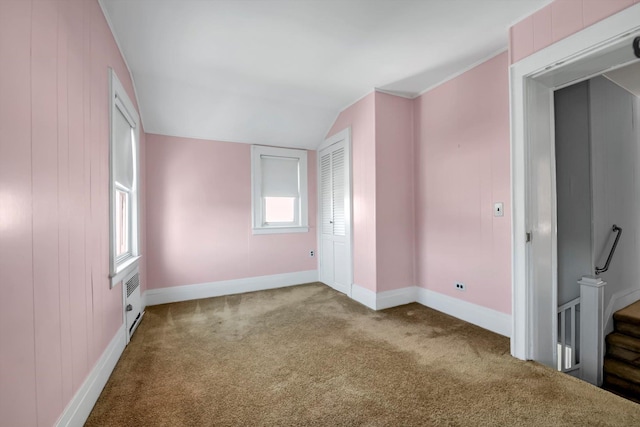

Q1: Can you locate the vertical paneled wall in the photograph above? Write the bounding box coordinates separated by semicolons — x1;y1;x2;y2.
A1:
510;0;639;63
413;53;512;315
590;77;640;314
0;1;144;426
374;92;415;293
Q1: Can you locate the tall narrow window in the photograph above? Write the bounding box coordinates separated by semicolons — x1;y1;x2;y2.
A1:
109;69;140;286
251;146;308;234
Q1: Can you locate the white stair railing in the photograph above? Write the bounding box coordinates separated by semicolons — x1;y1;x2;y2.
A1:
557;297;581;374
578;276;607;386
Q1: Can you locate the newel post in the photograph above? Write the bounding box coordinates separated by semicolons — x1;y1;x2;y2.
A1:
579;276;607;386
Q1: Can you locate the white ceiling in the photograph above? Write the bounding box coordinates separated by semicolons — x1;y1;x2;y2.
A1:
101;0;552;150
605;61;640;98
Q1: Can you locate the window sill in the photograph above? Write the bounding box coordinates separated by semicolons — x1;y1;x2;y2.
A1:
252;226;309;235
110;255;141;288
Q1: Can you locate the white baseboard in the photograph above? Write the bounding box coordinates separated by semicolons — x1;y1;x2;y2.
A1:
351;284;416;310
144;270;319;306
56;325;126;427
350;284;377;310
604;286;640;335
376;286;417;310
416;288;512;337
350;284;510;336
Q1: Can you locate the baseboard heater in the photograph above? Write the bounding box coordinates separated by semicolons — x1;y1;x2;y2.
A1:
124;267;144;339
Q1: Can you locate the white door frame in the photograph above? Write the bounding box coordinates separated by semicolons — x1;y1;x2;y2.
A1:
317;127;353;296
511;4;640;361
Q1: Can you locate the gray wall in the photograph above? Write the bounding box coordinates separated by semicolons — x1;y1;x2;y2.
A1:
590;76;640;311
554;81;593;305
554;76;640;311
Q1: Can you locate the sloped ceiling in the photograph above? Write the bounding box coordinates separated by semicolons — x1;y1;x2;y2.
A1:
100;0;551;149
605;61;640;98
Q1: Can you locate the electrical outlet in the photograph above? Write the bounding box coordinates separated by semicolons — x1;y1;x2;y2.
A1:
309;250;315;257
455;282;466;291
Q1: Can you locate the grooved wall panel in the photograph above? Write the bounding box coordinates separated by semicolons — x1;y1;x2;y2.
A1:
413;53;512;315
510;0;638;63
0;1;145;425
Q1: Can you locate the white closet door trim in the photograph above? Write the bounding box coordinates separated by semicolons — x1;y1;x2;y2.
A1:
317;128;353;296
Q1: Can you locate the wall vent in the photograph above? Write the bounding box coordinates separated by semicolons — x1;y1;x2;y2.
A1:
124;267;143;341
126;272;140;298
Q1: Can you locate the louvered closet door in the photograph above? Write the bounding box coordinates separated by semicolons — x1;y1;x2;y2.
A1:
319;140;349;295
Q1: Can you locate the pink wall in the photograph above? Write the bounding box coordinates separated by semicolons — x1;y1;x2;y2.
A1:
145;134;317;289
326;94;377;291
325;92;415;293
0;1;145;425
510;0;639;63
413;53;512;315
374;92;415;292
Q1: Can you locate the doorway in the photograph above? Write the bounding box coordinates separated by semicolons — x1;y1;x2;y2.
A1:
318;128;353;296
511;8;640;364
554;72;640;374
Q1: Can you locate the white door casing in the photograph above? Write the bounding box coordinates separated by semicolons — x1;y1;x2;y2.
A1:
510;4;640;362
318;128;353;296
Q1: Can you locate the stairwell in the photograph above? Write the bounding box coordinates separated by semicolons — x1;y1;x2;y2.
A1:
604;300;640;403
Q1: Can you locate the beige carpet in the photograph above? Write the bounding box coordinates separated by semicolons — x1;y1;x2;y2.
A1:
87;283;640;426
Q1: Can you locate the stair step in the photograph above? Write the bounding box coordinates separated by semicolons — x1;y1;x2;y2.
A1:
613;301;640;337
607;332;640;366
615;321;640;339
608;345;640;367
603;374;640;404
614;300;640;326
604;357;640;386
607;332;640;353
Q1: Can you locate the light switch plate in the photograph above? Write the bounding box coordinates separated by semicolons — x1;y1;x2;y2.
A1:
494;202;504;217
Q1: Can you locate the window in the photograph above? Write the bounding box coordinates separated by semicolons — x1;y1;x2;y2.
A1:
115;187;130;257
109;69;140;286
251;145;308;234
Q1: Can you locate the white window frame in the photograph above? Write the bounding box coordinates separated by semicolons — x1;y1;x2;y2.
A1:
109;68;141;287
251;145;309;235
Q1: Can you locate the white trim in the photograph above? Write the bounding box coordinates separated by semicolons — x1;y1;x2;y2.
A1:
604;287;640;335
373;88;414;100
251;145;309;233
413;48;508;98
317;128;354;298
330;48;510;127
109;69;141;288
349;284;510;336
98;0;146;129
350;284;377;310
511;3;640;361
122;266;142;345
55;325;126;427
317;126;351;153
351;285;416;310
376;286;417;310
144;270;318;306
110;255;140;285
416;288;512;337
252;226;309;235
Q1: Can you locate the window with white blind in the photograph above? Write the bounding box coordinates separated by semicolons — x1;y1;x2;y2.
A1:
251;145;308;234
109;69;140;286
